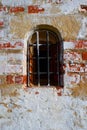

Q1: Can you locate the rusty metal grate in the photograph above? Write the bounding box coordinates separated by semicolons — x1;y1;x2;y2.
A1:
27;29;63;87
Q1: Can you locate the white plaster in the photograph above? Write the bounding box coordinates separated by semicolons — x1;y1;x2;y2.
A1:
23;30;35;75
0;64;6;74
64;41;75;49
7;53;23;65
58;0;87;14
78;18;87;40
0;29;5;38
85;65;87;72
5;65;23;74
0;87;87;130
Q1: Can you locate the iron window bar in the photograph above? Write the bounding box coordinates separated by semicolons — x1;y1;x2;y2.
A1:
47;31;50;86
36;31;40;86
57;40;60;86
27;42;30;86
29;43;47;46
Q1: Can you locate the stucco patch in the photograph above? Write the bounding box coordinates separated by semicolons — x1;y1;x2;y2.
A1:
10;14;81;40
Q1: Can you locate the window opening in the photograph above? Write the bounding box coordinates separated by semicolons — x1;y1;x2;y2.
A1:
27;28;63;87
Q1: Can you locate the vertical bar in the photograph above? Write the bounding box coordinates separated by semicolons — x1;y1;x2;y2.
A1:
27;42;30;86
36;31;40;86
47;31;50;86
56;40;60;86
59;41;63;87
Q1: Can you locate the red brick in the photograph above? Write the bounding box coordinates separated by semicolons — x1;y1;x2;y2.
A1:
75;40;83;48
79;5;87;13
0;44;3;49
28;5;44;13
0;21;4;27
3;42;11;48
0;42;11;49
75;40;87;49
23;75;27;84
28;5;38;13
82;52;87;60
6;75;15;84
9;7;24;13
14;42;24;48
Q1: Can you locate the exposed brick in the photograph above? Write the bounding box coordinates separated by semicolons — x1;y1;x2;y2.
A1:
23;75;27;84
82;52;87;60
6;75;15;84
14;41;24;48
75;40;87;49
28;5;39;13
28;5;44;14
3;42;11;48
0;42;12;49
9;7;24;13
0;21;4;27
67;63;85;72
64;51;82;62
79;5;87;13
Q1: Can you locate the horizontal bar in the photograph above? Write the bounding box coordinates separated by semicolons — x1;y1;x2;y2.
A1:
29;43;51;46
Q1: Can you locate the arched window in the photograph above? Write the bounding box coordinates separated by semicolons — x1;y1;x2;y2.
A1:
27;25;63;87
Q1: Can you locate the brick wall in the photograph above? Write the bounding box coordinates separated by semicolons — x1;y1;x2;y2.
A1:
0;0;87;88
64;40;87;87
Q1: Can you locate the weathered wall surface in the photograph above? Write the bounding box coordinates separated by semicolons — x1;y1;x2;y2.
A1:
0;0;87;89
